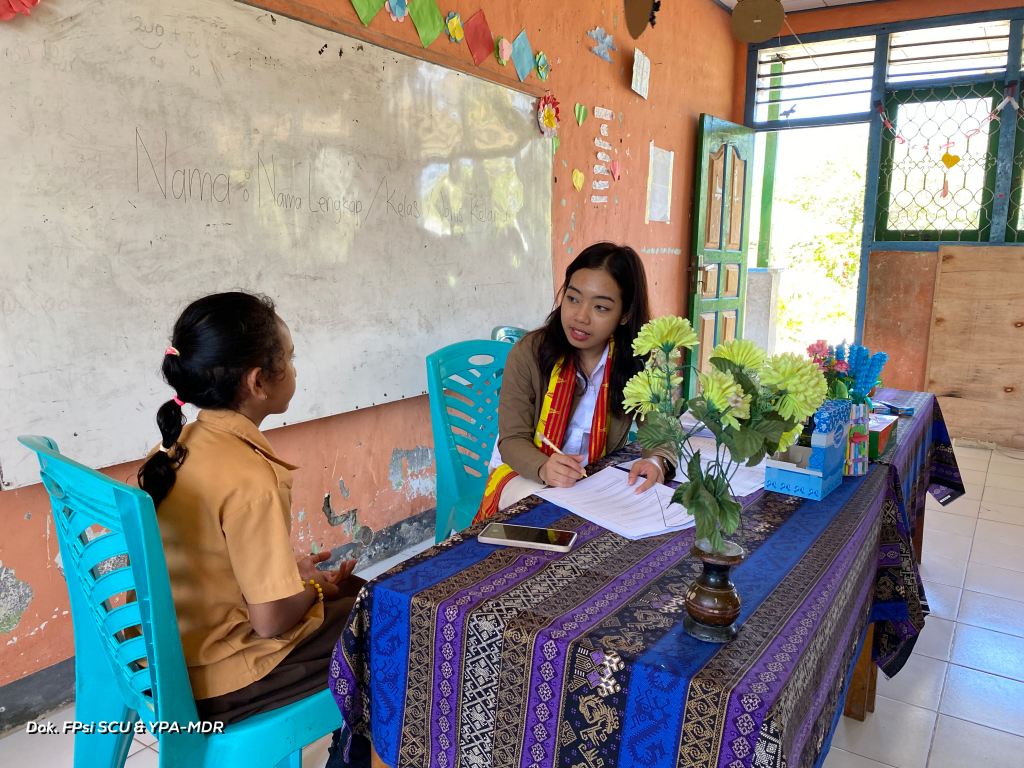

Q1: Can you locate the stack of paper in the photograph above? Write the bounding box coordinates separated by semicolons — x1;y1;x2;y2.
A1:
536;467;694;540
619;436;767;498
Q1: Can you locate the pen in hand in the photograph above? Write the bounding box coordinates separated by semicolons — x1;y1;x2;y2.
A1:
538;434;587;477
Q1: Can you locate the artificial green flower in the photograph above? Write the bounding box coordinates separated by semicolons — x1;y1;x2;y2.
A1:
761;353;828;422
632;316;698;357
711;338;767;374
623;368;675;415
697;368;750;429
776;425;803;453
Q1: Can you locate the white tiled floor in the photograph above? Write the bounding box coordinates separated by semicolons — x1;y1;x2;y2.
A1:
828;445;1024;768
3;446;1022;768
0;538;435;768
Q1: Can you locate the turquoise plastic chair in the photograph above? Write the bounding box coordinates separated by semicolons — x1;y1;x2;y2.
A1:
491;326;528;344
19;436;342;768
427;341;510;542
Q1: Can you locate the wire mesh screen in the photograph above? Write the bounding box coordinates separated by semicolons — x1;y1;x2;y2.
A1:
875;82;1002;242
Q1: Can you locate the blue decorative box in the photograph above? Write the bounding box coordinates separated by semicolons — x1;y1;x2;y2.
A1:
764;400;852;501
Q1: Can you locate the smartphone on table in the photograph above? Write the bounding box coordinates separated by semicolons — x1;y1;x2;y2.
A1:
478;523;577;553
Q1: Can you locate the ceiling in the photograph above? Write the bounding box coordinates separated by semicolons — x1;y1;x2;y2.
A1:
717;0;889;12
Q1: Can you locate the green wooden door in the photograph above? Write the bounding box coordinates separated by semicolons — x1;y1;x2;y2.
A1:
686;114;755;397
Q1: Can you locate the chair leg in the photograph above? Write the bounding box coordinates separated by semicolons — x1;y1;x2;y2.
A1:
73;696;138;768
276;750;303;768
434;495;457;543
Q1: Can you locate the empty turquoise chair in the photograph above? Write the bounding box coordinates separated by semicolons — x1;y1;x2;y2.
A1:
19;436;343;768
427;341;510;542
491;326;528;344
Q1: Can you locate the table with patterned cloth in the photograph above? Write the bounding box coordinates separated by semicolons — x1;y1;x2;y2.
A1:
328;391;961;768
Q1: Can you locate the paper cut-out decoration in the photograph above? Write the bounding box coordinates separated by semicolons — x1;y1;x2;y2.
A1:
940;178;950;199
408;0;445;48
941;152;961;169
732;0;785;44
511;31;535;82
610;161;621;181
575;103;588;126
646;141;674;224
1;0;41;20
463;10;494;65
495;36;512;65
600;124;609;136
386;0;408;22
572;169;585;191
350;0;387;26
592;195;608;203
594;107;614;121
588;27;617;63
535;51;550;81
624;0;653;39
538;95;561;138
594;165;610;176
595;138;613;150
446;12;464;43
598;152;611;162
632;48;651;99
553;137;560;155
593;181;610;190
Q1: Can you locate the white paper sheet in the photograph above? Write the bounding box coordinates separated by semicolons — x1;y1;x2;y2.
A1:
617;435;767;498
536;467;694;540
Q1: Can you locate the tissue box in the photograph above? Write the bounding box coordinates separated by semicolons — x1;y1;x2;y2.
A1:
765;400;851;501
869;413;899;459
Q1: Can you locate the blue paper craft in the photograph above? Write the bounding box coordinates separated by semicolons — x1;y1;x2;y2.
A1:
511;31;535;83
764;399;852;502
588;27;617;64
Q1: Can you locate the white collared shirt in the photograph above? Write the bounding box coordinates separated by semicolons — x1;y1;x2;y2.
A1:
489;344;610;470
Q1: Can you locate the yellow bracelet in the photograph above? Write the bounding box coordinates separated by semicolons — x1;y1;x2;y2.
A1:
307;579;324;602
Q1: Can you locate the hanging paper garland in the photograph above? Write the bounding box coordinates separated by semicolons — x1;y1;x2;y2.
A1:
495;36;512;65
445;12;464;43
386;0;408;23
538;95;560;138
1;0;41;20
535;51;550;80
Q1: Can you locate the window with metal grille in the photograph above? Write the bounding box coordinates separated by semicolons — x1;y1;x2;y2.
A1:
888;21;1011;85
875;82;1004;242
754;36;876;124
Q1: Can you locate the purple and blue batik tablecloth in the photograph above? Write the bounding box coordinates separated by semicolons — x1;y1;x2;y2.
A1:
329;390;962;768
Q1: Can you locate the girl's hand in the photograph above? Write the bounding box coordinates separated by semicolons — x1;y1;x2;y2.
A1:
627;457;665;494
297;551;340;600
540;453;587;488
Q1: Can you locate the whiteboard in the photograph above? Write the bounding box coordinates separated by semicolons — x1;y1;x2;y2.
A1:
0;0;553;489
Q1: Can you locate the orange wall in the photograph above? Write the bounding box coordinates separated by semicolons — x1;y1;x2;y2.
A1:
0;0;741;687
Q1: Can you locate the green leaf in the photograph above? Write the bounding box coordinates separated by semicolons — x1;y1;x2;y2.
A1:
729;426;764;461
687;451;704;485
672;482;697;508
673;398;689;418
732;369;759;398
718;496;742;536
637;414;678;452
752;417;787;443
745;447;767;467
709;356;742;376
706;527;725;555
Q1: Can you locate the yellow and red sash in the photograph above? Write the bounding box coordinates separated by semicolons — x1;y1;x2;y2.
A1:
474;340;614;524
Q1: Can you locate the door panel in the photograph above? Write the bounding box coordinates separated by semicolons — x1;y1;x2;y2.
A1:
687;114;755;397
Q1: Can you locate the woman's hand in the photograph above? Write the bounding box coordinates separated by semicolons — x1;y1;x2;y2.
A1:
539;453;587;488
627;457;665;494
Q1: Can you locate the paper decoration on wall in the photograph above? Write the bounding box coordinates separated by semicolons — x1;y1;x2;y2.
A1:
446;13;464;43
632;48;651;99
646;141;674;224
572;169;585;191
593;181;610;190
941;152;961;169
538;95;561;138
350;0;387;26
588;27;617;63
594;165;610;176
386;0;408;22
624;0;654;40
464;10;494;66
595;138;612;150
732;0;785;44
495;36;512;65
535;51;550;81
600;124;609;136
610;161;621;181
1;0;41;20
408;0;445;48
575;103;588;126
511;31;535;82
598;152;611;162
592;196;608;203
553;137;560;155
593;107;614;122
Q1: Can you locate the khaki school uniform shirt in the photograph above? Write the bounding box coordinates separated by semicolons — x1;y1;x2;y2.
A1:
154;409;323;700
497;332;678;483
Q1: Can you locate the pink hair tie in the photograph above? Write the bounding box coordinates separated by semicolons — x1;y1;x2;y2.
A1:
166;347;180;356
173;397;185;407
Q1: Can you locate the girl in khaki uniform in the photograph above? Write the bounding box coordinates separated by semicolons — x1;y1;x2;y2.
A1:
137;292;366;766
476;243;678;520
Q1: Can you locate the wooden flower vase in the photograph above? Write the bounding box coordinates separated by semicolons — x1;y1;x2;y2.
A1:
683;539;747;643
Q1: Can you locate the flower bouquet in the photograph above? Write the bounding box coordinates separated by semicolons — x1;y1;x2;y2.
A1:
807;341;853;400
623;316;828;555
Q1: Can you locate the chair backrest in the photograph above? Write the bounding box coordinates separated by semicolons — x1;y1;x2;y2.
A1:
18;436;198;726
426;341;510;503
491;326;528;344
